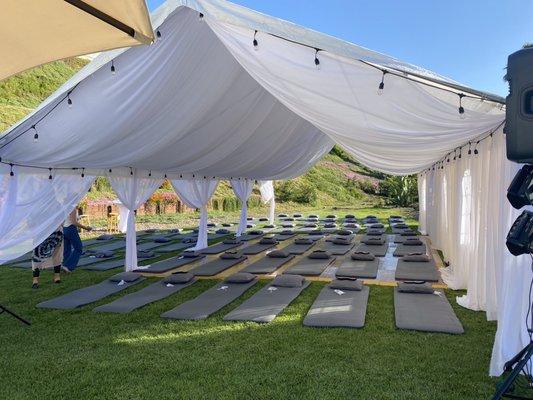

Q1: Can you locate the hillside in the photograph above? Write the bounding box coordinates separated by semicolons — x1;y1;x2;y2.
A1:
0;59;413;209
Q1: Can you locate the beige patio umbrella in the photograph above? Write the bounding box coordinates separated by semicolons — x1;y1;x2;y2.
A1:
0;0;154;81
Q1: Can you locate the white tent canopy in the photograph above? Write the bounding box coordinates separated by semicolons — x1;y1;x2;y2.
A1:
1;0;154;81
0;0;526;377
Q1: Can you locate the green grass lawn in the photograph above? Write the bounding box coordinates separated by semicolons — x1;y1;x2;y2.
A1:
1;266;498;400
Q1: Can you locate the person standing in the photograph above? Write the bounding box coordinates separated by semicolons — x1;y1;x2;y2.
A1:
63;207;92;272
32;226;64;289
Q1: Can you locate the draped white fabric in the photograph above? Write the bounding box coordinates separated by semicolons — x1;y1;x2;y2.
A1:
419;130;533;375
258;180;275;224
231;179;254;236
0;168;94;264
171;179;219;250
109;172;163;271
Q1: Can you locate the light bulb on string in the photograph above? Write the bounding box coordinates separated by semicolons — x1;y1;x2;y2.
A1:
253;30;259;51
377;70;387;96
9;164;14;177
67;93;73;108
32;125;38;142
111;60;116;75
199;12;204;21
458;93;465;119
314;49;321;70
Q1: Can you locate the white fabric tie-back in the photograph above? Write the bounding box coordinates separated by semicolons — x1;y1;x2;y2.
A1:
171;178;219;250
231;179;254;236
0;169;94;264
258;180;275;225
109;172;163;271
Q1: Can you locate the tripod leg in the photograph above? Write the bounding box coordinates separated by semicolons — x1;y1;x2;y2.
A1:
492;342;533;400
0;305;31;326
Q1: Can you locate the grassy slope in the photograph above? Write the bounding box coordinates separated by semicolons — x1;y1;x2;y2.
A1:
0;265;497;400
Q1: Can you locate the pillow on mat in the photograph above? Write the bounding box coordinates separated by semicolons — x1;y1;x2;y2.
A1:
278;214;288;218
401;231;417;236
345;214;355;219
280;230;294;235
164;272;194;284
259;218;269;222
222;223;232;227
96;234;115;241
293;213;303;218
182;251;200;258
329;279;363;291
324;223;337;228
220;251;243;259
225;272;255;283
370;223;385;228
404;239;423;246
250;230;264;235
260;237;278;245
268;250;289;258
326;214;337;219
366;229;383;236
397;282;434;294
305;223;318;228
109;272;141;283
216;229;231;234
351;252;375;261
308;230;323;235
336;229;353;236
333;237;351;245
403;254;430;262
95;250;114;258
295;238;313;245
272;274;305;288
308;214;319;218
154;236;171;243
309;250;331;259
362;237;385;245
263;224;276;229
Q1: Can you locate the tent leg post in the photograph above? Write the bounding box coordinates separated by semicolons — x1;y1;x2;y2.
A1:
0;304;31;325
492;341;533;399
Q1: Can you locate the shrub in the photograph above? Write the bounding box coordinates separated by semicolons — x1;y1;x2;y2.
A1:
379;175;418;207
276;180;318;205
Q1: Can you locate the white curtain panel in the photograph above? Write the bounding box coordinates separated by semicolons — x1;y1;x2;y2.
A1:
0;168;94;264
258;180;275;224
420;130;532;375
231;178;254;236
109;172;163;271
171;178;219;250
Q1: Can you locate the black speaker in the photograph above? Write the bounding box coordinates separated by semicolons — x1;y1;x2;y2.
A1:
505;47;533;163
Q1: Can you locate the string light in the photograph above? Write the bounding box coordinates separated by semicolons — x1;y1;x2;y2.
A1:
458;93;465;119
474;141;479;155
81;168;85;178
253;30;259;51
148;170;152;177
67;93;73;108
314;49;321;70
156;30;161;38
108;168;112;173
453;149;457;161
458;148;462;159
48;168;53;180
468;142;472;155
130;168;133;175
111;60;116;75
9;163;14;177
378;70;387;95
198;12;204;21
32;125;38;142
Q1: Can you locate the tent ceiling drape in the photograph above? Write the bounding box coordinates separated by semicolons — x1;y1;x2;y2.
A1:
0;0;504;177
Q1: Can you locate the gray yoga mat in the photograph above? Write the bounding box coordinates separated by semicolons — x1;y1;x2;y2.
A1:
81;258;125;271
137;255;205;273
241;255;295;274
303;285;369;328
161;279;258;320
10;261;32;269
325;234;356;242
282;241;316;255
234;233;264;242
284;257;335;276
271;233;297;241
76;255;117;267
136;241;166;252
37;275;145;309
242;241;278;255
393;243;427;257
200;241;243;255
94;279;196;314
188;256;247;276
336;258;379;279
317;241;354;255
354;243;388;257
223;280;310;323
301;234;325;242
394;288;464;334
393;234;419;243
395;259;440;282
154;242;192;253
87;240;126;252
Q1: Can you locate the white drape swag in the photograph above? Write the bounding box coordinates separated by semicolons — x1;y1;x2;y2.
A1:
171;179;219;250
231;179;254;236
109;172;163;271
258;180;275;224
0;170;94;264
418;129;533;375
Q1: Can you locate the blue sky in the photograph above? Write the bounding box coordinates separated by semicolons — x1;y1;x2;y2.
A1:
146;0;532;96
